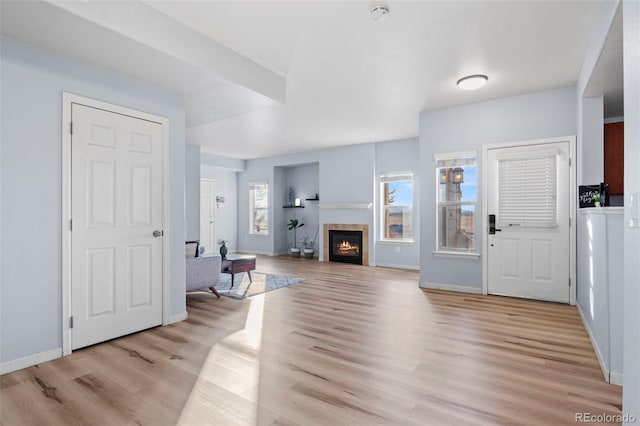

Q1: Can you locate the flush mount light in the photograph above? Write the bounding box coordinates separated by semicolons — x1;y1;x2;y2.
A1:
456;74;489;90
371;6;389;22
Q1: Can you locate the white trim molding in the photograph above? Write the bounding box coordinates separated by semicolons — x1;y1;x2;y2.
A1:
419;282;483;294
481;135;577;305
61;93;171;355
1;348;62;375
577;303;616;384
432;251;481;258
610;372;623;386
376;262;420;270
168;311;188;324
433;150;477;161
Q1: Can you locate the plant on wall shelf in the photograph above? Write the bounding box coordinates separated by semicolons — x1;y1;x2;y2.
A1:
593;193;601;207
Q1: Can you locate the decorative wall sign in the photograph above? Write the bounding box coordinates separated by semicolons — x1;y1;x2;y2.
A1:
579;185;600;208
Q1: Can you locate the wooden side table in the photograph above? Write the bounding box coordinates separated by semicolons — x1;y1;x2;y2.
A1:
221;254;256;288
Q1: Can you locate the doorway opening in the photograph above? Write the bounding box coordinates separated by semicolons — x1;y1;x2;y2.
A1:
200;179;216;254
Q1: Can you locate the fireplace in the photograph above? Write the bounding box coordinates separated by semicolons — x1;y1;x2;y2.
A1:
329;230;363;265
322;223;369;266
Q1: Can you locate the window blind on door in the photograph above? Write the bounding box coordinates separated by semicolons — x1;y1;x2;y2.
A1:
498;154;557;228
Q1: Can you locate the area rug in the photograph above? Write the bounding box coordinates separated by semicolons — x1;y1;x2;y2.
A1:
216;271;304;299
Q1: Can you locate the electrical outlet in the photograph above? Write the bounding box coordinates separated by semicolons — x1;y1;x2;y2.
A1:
396;246;400;253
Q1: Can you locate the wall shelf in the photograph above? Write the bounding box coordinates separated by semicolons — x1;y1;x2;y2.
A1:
283;205;305;208
305;197;320;201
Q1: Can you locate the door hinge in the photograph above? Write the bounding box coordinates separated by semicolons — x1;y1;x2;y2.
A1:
70;219;73;231
569;217;571;227
70;122;73;135
569;278;571;287
569;158;571;167
69;316;74;329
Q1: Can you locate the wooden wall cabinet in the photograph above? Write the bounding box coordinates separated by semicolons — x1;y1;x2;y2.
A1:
604;122;624;195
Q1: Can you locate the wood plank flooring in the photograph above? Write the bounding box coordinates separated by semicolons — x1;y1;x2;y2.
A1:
1;256;622;425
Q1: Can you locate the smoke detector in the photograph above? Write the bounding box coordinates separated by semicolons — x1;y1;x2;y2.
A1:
370;6;389;22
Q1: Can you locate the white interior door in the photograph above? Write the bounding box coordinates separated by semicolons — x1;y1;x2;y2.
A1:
71;103;163;349
487;141;570;303
200;179;216;254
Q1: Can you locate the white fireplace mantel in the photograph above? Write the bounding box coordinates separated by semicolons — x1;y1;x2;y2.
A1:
319;203;372;210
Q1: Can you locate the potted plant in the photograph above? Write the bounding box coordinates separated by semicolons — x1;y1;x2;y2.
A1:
593;193;602;207
217;239;228;259
287;218;304;257
301;236;315;259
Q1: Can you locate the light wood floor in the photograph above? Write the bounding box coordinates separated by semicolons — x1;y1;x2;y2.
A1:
1;256;622;425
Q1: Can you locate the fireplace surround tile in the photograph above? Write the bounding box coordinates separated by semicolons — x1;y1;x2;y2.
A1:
323;224;369;266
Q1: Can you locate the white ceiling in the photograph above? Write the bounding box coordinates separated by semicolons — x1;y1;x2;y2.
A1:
1;1;602;159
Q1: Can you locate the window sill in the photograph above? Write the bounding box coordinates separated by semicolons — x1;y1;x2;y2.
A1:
432;250;480;258
378;239;414;245
248;233;269;237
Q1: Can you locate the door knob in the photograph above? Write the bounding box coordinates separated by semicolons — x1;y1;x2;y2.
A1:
153;230;163;237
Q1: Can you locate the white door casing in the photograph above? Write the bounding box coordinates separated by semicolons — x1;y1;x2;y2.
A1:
63;95;168;352
485;138;575;304
200;179;216;254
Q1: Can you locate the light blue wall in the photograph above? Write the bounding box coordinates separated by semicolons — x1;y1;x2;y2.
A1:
200;164;238;254
577;210;624;381
273;166;288;254
185;143;200;241
375;138;420;269
238;141;417;267
576;0;620;185
280;164;320;254
0;38;186;365
419;86;577;288
574;0;625;387
623;0;640;420
238;143;376;257
201;152;245;171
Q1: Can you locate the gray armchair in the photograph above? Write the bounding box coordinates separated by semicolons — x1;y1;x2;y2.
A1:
186;241;222;298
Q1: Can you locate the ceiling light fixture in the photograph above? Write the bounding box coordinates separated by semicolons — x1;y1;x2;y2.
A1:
370;6;389;22
456;74;489;91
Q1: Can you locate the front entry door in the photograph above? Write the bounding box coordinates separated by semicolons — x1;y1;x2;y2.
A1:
71;103;163;349
487;141;570;303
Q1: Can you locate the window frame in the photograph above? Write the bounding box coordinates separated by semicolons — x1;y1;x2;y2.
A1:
434;151;478;256
248;181;269;236
379;171;414;243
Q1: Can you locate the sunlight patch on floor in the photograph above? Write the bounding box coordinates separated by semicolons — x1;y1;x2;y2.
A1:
177;295;265;425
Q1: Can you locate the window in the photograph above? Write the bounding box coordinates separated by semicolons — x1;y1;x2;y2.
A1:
249;181;269;235
436;153;477;253
497;152;558;228
380;172;413;241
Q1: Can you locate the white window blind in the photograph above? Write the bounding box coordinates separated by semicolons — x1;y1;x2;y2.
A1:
498;154;558;228
381;172;413;183
435;157;475;168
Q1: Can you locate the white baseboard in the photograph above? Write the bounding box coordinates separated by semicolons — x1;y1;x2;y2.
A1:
610;371;623;386
168;311;188;324
419;282;482;294
234;250;275;256
376;262;420;271
576;303;612;384
1;347;62;375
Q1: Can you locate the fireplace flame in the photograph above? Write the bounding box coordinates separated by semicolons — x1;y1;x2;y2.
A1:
337;240;360;255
